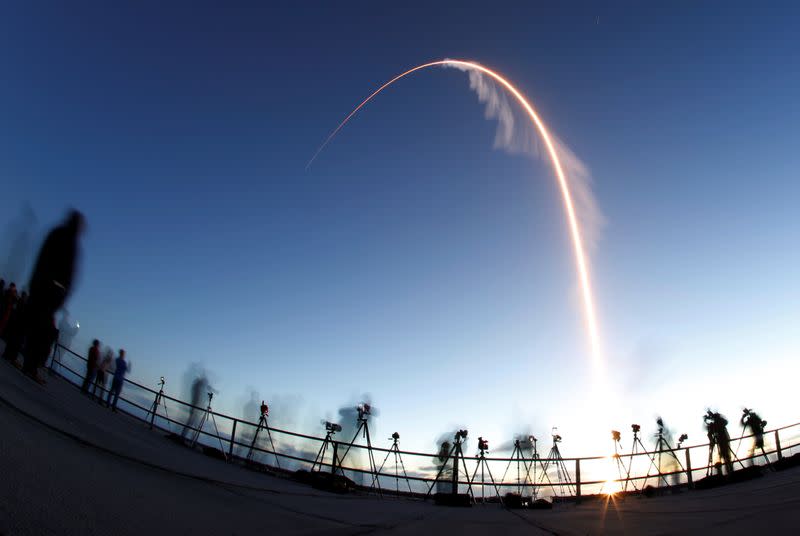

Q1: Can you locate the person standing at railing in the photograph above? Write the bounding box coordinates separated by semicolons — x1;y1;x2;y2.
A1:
81;339;101;394
105;349;130;412
181;372;209;440
22;210;85;384
0;282;18;338
2;290;27;363
93;348;113;399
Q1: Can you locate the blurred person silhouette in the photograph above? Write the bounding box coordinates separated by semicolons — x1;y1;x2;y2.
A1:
434;439;453;494
56;310;80;350
654;416;681;485
240;390;261;449
181;371;209;439
740;408;768;465
0;282;18;337
2;290;28;363
704;410;734;474
22;210;85;382
93;348;113;399
105;349;130;411
81;339;101;394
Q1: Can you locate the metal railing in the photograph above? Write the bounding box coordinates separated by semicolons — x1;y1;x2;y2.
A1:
46;343;800;501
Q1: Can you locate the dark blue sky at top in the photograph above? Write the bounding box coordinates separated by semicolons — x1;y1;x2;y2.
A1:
1;2;798;452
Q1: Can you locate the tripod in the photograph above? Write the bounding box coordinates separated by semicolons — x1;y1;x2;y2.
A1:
470;439;503;504
311;426;341;473
336;406;381;494
600;434;627;494
501;440;534;496
376;434;413;496
539;433;574;497
146;377;171;431
705;435;744;476
425;431;473;499
647;427;684;487
189;392;227;461
246;407;281;469
624;428;660;491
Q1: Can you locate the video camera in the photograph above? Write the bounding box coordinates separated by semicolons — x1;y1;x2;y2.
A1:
357;403;371;420
741;408;766;432
260;401;269;417
477;437;489;452
631;423;641;434
391;431;400;441
611;430;621;442
325;421;342;433
455;429;468;441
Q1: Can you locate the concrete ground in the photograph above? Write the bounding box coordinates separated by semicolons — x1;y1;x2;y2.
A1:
1;356;798;535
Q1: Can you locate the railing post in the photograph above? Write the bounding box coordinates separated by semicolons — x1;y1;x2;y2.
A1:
775;430;783;460
229;419;237;459
451;452;459;495
684;448;693;488
332;441;339;474
575;459;581;502
49;340;60;371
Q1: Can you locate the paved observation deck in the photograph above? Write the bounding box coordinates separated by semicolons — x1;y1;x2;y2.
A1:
1;355;798;535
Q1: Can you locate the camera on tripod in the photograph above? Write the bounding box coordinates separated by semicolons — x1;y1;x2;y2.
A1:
631;423;641;433
455;429;468;441
703;410;717;427
357;403;371;420
678;433;688;447
207;392;214;403
325;421;342;433
158;376;165;386
611;430;621;442
391;431;400;440
741;408;767;433
260;401;269;417
477;437;489;451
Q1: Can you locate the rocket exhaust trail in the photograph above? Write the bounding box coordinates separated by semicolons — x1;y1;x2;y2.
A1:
307;59;602;364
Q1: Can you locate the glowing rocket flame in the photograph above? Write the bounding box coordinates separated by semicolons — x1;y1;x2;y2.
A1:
307;59;602;364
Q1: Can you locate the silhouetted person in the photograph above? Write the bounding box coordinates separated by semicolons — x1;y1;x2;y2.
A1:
0;282;18;337
2;291;28;363
22;210;85;381
81;339;100;394
93;348;113;399
741;408;767;464
182;373;209;439
105;349;129;411
705;410;734;474
435;440;452;494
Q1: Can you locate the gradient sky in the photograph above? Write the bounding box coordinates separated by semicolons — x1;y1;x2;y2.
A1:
1;1;798;459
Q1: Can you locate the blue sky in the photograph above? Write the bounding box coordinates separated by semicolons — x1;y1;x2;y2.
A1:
1;1;798;459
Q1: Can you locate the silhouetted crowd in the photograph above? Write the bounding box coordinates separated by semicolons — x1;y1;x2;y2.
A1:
0;210;135;413
1;210;83;379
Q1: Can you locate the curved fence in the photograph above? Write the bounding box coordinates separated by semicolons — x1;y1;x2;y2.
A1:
48;343;800;501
